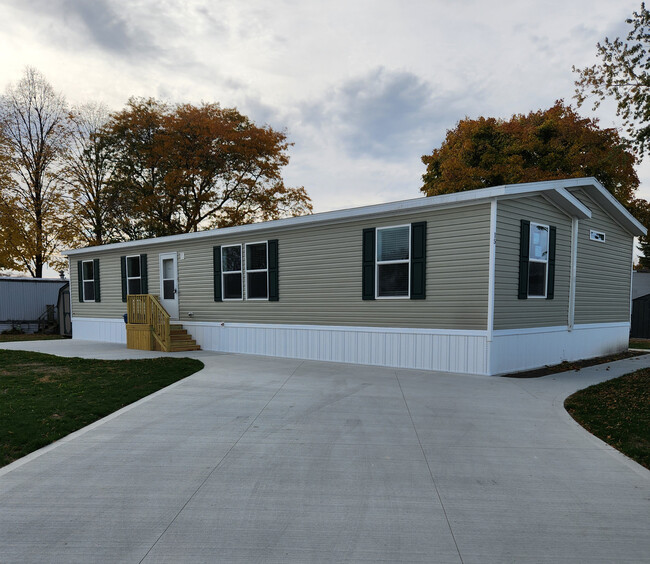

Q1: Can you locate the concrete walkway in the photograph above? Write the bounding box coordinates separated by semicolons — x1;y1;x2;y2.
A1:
0;340;649;563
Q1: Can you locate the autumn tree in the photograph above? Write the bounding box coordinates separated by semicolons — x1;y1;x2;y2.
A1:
421;101;639;202
574;3;650;156
0;127;20;272
62;103;120;246
104;98;312;239
0;67;73;277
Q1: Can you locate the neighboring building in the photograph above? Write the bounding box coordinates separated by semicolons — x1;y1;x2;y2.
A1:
57;282;72;337
0;277;69;334
63;177;645;376
630;272;650;338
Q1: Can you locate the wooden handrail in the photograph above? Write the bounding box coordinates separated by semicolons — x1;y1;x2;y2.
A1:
126;295;171;352
149;295;171;352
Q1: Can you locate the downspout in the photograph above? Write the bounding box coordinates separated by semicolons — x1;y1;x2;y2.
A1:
486;199;497;374
568;217;578;331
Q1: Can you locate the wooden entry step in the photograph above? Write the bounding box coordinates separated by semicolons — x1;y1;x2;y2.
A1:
169;324;201;352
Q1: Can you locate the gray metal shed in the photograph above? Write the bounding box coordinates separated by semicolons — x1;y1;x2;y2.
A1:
0;277;68;333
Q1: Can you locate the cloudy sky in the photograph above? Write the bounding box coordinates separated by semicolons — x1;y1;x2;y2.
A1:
1;0;649;213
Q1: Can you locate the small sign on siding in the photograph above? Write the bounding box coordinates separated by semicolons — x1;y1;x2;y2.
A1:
589;230;606;242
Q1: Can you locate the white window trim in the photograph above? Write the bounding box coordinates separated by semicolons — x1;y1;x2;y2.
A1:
375;224;411;300
245;241;269;301
126;254;142;296
221;244;243;301
528;222;549;299
82;259;96;303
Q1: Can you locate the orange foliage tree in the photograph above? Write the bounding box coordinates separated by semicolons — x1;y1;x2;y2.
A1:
421;101;639;205
421;100;650;265
104;98;312;239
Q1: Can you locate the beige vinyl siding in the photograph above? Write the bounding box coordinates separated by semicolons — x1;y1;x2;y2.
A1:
494;195;572;330
70;252;159;319
569;188;634;324
70;203;491;330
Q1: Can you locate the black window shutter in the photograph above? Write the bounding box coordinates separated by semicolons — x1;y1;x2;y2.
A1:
518;220;530;300
120;256;127;302
268;239;279;301
77;261;83;302
362;228;376;300
410;222;426;299
213;246;222;302
546;226;556;300
93;258;101;302
141;254;148;294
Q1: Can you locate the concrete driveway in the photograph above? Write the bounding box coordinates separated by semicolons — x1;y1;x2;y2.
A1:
0;340;649;563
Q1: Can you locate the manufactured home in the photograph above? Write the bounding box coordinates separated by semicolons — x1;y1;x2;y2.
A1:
64;177;645;375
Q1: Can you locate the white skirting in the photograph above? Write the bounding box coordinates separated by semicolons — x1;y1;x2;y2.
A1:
72;317;489;375
72;316;126;344
489;322;630;375
71;317;630;376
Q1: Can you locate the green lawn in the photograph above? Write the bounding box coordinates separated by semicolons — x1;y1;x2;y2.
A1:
0;333;66;342
565;369;650;470
629;339;650;350
0;349;203;467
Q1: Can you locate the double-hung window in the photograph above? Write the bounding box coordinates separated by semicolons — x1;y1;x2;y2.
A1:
120;254;148;302
214;240;278;302
222;245;243;300
528;222;549;297
246;242;268;300
362;222;426;301
518;219;556;300
82;260;96;302
126;255;142;295
376;225;410;298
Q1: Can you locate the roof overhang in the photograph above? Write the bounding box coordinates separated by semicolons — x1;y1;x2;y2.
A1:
63;176;646;256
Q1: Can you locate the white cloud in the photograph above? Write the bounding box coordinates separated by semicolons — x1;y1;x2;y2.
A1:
1;0;648;213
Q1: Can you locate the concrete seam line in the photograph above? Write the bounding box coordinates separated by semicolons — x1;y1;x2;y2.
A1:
138;359;306;564
394;370;465;564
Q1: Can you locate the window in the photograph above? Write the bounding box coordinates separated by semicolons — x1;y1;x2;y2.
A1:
126;255;142;295
362;223;426;301
214;240;278;302
528;223;549;297
246;242;268;299
376;225;410;298
82;260;95;302
222;245;242;300
120;254;147;302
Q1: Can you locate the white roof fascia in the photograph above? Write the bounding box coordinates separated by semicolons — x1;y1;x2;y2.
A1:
585;183;647;237
62;177;612;256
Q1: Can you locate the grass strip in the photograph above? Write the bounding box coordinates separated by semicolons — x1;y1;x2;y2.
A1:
565;369;650;470
0;334;66;342
0;349;203;468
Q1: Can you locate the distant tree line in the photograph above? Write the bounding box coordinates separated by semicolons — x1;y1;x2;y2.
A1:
0;68;312;277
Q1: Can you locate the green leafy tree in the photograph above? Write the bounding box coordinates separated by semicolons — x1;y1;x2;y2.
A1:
573;3;650;156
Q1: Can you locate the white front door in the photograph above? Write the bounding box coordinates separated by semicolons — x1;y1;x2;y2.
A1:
159;253;179;319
